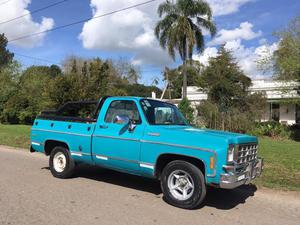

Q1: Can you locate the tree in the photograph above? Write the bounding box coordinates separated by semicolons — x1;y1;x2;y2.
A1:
0;61;21;123
178;97;194;123
273;15;300;91
163;60;202;98
197;46;266;131
0;34;14;71
155;0;216;98
198;46;251;112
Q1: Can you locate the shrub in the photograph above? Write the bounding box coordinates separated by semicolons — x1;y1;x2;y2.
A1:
249;121;292;139
178;98;194;123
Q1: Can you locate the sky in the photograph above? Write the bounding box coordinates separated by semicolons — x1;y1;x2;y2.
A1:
1;0;300;86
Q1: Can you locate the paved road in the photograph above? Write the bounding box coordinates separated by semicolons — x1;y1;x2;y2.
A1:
0;146;299;225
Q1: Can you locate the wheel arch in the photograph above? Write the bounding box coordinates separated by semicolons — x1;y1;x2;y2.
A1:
44;139;70;156
154;153;206;180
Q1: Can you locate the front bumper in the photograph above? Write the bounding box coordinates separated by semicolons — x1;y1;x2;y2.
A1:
219;158;263;189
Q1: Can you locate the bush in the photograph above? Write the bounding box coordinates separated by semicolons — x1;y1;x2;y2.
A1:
249;121;292;140
178;98;194;123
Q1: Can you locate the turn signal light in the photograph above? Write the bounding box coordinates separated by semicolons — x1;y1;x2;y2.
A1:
210;156;214;169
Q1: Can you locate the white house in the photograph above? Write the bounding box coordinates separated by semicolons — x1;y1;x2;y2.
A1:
160;80;300;125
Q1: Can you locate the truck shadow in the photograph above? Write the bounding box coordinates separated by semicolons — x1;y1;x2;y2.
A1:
48;164;257;210
203;185;257;210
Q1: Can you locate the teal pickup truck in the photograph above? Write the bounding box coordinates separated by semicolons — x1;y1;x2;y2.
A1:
30;96;263;209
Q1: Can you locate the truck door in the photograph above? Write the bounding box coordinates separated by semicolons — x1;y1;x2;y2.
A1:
92;99;144;173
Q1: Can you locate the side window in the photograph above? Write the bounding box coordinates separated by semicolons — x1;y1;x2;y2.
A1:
104;100;141;124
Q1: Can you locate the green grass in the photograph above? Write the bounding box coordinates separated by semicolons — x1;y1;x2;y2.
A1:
0;124;31;149
254;137;300;191
0;124;299;190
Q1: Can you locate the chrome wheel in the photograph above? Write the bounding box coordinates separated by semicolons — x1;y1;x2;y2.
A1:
167;170;194;201
53;152;66;173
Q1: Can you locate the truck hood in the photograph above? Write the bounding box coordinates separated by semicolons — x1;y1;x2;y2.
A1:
150;126;257;145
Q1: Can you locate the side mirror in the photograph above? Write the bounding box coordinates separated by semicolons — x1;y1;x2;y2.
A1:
128;119;137;132
113;115;136;132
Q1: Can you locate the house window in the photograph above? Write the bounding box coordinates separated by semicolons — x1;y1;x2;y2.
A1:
270;103;280;122
296;104;300;124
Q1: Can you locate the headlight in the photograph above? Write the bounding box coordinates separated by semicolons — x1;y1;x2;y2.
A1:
227;144;235;163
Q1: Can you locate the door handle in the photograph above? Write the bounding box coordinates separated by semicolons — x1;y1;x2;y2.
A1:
99;125;108;129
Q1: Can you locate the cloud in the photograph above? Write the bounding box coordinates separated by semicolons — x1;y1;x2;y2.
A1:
193;39;278;78
207;0;255;16
193;47;218;66
79;1;259;67
0;0;54;48
79;0;172;66
209;22;262;45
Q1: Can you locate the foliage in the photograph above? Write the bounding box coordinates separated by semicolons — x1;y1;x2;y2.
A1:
196;47;266;132
249;121;293;140
155;0;216;98
178;97;194;123
163;60;202;99
0;33;14;71
198;46;252;112
0;52;162;124
273;15;300;87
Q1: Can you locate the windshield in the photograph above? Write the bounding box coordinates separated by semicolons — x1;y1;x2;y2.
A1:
140;99;188;125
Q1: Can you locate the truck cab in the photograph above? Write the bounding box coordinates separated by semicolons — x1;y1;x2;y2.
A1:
30;96;263;209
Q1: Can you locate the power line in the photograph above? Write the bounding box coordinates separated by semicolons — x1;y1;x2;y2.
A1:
14;52;61;65
0;0;13;6
8;0;157;43
0;0;70;26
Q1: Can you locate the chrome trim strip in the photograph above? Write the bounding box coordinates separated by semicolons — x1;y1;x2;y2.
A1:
93;134;140;142
31;141;42;146
140;163;154;169
31;128;91;137
93;154;155;169
92;154;140;164
71;152;82;157
70;151;91;156
96;155;108;160
147;132;160;137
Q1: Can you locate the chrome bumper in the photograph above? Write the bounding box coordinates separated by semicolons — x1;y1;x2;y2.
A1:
219;158;263;189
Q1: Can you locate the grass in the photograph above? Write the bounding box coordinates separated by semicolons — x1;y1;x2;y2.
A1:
0;124;299;191
0;124;31;149
254;137;300;191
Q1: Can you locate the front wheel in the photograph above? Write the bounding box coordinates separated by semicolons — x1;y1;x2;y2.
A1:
49;146;75;179
160;160;206;209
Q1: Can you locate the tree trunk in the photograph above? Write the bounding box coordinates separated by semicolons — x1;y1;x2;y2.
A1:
182;60;187;99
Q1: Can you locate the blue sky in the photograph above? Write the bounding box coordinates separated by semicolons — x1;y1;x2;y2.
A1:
2;0;300;86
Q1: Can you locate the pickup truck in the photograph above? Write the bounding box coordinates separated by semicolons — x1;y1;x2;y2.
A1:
30;96;263;209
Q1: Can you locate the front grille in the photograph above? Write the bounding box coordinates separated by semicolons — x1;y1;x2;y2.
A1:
237;143;258;164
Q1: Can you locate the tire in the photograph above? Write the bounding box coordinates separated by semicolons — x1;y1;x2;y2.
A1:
49;146;75;179
160;160;206;209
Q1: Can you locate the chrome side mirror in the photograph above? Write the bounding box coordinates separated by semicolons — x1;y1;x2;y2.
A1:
128;119;137;132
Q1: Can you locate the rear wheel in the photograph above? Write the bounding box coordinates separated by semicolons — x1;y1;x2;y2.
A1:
160;160;206;209
49;146;75;178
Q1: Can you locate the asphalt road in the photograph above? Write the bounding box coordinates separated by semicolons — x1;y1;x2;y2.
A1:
0;146;299;225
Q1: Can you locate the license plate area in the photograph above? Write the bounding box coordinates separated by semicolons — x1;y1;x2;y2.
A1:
237;174;245;181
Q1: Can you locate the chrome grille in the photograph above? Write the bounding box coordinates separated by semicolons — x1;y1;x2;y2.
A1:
237;144;258;164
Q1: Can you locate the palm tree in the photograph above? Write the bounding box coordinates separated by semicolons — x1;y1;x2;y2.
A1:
155;0;216;98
